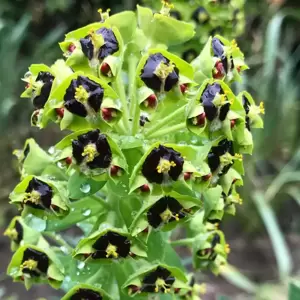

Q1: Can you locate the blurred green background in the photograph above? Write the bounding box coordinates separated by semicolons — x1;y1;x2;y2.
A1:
1;0;300;299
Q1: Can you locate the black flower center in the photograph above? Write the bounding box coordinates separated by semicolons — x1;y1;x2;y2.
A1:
207;139;235;175
72;129;112;170
64;76;104;118
147;196;186;228
201;83;229;121
140;53;179;92
142;145;184;184
141;266;175;293
242;95;251;131
21;248;49;277
192;7;210;24
70;289;103;300
170;10;182;20
91;231;130;259
80;27;119;61
32;71;54;109
24;178;53;210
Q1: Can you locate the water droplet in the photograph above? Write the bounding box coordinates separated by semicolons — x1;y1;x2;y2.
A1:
65;275;71;282
57;161;64;169
191;136;198;144
71;208;75;212
82;209;91;216
48;146;55;154
60;246;68;254
77;261;85;270
76;271;80;275
80;183;91;193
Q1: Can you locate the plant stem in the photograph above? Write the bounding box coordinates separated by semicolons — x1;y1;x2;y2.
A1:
147;122;186;139
115;70;130;132
144;105;186;137
128;55;140;135
43;232;73;252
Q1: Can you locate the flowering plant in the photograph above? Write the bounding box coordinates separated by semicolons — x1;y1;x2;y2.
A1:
5;1;263;299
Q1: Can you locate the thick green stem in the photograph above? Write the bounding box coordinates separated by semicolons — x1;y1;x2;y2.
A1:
147;122;186;139
145;105;186;137
43;232;73;252
115;71;130;132
128;55;140;135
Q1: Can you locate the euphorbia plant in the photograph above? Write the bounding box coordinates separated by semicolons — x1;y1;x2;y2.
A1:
5;1;264;299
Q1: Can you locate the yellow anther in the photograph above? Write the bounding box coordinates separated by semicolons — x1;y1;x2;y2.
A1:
225;243;231;254
82;144;98;162
154;62;175;80
155;278;171;294
156;159;176;173
198;283;207;295
21;259;38;271
231;39;238;48
24;190;40;205
198;11;209;22
234;153;243;160
160;208;180;222
220;94;227;104
98;8;111;21
105;243;119;258
259;102;265;114
4;228;18;240
161;0;174;9
75;85;89;103
214;223;219;229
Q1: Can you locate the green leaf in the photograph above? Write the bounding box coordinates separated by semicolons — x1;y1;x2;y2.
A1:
289;281;300;300
68;171;106;200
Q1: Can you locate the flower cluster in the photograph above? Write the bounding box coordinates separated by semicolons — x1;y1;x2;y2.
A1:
6;2;263;299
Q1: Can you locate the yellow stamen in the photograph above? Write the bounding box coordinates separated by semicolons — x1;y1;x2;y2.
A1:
234;153;243;160
75;85;89;103
82;144;98;162
105;243;118;258
225;243;230;254
87;29;105;49
198;283;207;295
98;8;111;21
259;102;265;114
160;0;174;16
156;159;176;173
24;190;40;205
198;11;209;22
154;62;175;80
4;228;18;240
155;278;171;293
160;207;180;222
21;259;38;271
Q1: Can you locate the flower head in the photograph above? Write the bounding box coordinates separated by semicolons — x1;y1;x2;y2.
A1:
72;129;112;170
21;248;49;278
197;233;220;260
24;178;53;210
142;145;184;184
201;83;230;121
80;27;119;61
140;53;179;92
192;7;210;25
147;196;186;228
140;266;175;293
4;220;23;244
92;231;131;259
69;289;102;300
32;71;55;109
64;76;104;117
207;139;234;174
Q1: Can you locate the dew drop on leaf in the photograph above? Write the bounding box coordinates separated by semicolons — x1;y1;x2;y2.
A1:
77;261;85;270
80;183;91;193
82;209;91;216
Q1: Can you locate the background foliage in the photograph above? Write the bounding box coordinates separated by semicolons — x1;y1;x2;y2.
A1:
1;0;300;299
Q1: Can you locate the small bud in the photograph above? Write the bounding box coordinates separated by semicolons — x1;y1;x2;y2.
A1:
174;288;181;294
237;66;241;73
230;119;236;128
110;165;120;176
213;61;225;79
25;83;30;89
101;107;116;121
144;94;157;108
51;204;59;211
180;84;188;94
142;227;149;233
196;112;206;126
68;43;76;53
100;62;111;76
140;184;150;192
184;172;192;180
65;157;72;165
55;108;64;118
128;285;140;294
202;173;212;181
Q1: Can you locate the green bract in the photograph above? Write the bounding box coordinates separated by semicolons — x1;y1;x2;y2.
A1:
6;2;263;299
